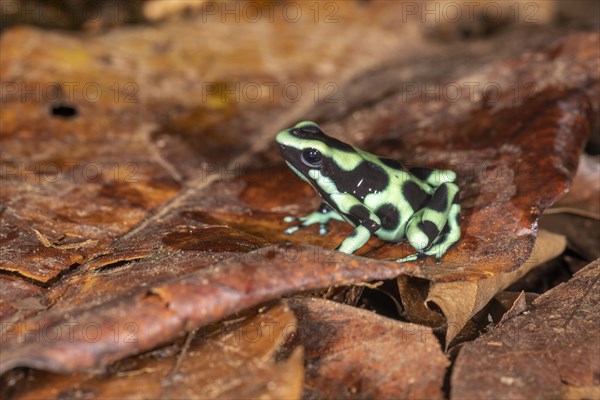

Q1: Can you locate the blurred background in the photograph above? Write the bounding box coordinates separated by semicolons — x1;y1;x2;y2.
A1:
2;0;598;179
1;0;598;33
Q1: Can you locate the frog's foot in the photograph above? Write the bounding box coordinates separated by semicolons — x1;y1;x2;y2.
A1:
401;202;461;262
417;203;461;260
405;182;460;254
283;203;344;236
396;253;419;262
283;214;328;235
396;252;428;262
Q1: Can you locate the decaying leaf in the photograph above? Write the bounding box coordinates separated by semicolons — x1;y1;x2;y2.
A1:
0;245;414;375
0;1;417;285
4;302;304;400
546;154;600;218
540;154;600;260
540;214;599;261
396;275;446;329
1;30;597;377
0;276;46;322
397;230;566;345
288;297;449;399
497;290;528;325
0;228;567;375
1;5;599;397
425;229;567;346
451;259;600;399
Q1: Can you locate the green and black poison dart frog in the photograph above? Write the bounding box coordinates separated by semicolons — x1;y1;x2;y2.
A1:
276;121;461;262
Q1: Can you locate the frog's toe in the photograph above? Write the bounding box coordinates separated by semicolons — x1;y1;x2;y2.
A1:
318;224;328;235
284;226;300;235
283;216;297;223
407;231;429;252
396;253;419;262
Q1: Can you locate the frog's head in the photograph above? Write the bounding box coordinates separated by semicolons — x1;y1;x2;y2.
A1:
275;121;356;187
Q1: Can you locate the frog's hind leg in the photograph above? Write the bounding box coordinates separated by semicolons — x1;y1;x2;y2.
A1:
399;182;460;261
421;202;461;261
283;202;344;235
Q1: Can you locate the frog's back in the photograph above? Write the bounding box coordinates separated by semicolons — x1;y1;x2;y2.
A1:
354;149;457;241
359;148;456;188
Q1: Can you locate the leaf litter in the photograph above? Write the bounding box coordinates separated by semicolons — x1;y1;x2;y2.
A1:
0;8;598;399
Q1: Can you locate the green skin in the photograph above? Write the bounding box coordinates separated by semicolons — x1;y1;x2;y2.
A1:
276;121;461;262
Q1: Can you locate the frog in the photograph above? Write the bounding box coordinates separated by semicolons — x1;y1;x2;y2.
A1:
276;121;461;262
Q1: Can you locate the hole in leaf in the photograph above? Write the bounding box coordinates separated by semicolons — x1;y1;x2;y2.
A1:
50;104;78;118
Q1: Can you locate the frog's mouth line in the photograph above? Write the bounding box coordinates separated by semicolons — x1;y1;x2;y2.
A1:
278;143;296;163
278;143;288;159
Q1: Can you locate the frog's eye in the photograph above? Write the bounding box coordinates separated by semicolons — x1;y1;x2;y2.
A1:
301;148;323;167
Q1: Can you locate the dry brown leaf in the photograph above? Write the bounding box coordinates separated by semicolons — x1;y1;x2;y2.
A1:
0;17;597;381
497;290;527;325
0;226;563;375
546;154;600;218
6;302;304;400
451;259;600;399
396;275;446;328
288;297;449;399
540;213;600;261
0;276;46;322
540;154;600;260
425;229;567;346
0;1;416;284
0;246;400;375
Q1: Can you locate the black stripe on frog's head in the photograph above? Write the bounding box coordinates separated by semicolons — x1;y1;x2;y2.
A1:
276;121;357;183
288;121;355;152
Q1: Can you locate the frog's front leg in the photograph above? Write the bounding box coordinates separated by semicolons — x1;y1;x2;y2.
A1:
283;202;344;235
329;193;382;254
400;182;460;261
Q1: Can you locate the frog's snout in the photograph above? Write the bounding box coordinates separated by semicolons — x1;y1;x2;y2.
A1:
275;131;287;146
